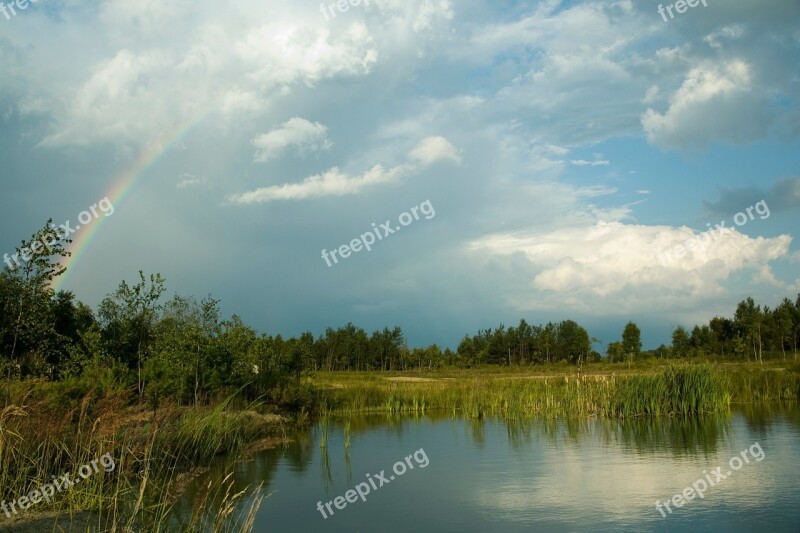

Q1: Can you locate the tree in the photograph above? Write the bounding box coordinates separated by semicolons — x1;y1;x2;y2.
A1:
98;271;165;398
217;314;259;392
153;294;221;405
671;326;690;357
709;316;734;358
536;323;556;364
734;297;763;363
514;319;534;365
794;295;800;361
487;325;509;365
607;341;624;363
689;325;714;357
773;299;795;360
2;219;70;403
425;344;442;370
49;291;95;378
369;327;405;371
621;322;642;362
555;320;590;364
456;336;476;367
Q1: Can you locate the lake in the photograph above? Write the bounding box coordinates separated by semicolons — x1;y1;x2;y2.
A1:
179;405;800;532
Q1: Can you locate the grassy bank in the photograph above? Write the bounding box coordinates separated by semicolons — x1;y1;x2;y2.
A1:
2;360;798;530
314;361;800;419
0;377;287;531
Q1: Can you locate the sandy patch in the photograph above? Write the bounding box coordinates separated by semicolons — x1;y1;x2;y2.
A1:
383;377;439;382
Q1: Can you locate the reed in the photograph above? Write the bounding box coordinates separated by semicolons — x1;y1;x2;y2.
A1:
726;364;800;402
318;416;330;448
183;472;267;533
606;365;729;416
0;378;281;531
317;364;749;419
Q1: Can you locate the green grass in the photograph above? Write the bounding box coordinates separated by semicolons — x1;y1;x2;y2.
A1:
314;361;798;419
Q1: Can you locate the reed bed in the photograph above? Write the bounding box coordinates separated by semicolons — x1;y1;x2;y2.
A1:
727;366;800;401
0;378;281;531
317;365;767;419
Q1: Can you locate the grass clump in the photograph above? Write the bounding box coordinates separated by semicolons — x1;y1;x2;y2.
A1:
608;365;730;417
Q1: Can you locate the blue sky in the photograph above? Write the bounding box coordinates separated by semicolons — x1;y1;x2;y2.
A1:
1;0;798;350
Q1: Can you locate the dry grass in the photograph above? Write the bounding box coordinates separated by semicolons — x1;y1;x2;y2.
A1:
0;379;284;531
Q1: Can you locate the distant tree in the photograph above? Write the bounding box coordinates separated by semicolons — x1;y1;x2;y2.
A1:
536;322;556;364
734;297;763;363
369;327;405;371
773;299;795;360
456;336;476;367
443;347;456;366
607;341;624;363
621;322;642;362
514;319;534;365
425;344;442;370
283;335;313;382
487;325;508;365
671;326;691;357
794;295;800;361
654;344;669;359
690;325;715;357
709;316;734;358
555;320;590;364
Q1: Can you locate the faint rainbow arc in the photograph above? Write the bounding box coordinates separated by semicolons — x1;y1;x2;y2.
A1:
53;113;209;292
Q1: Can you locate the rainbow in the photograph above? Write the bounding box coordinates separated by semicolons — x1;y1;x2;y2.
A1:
53;114;208;293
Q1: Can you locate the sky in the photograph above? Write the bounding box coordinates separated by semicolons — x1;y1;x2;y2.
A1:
1;0;798;351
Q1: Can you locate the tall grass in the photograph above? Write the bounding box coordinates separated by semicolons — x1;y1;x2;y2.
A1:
727;364;800;401
608;365;730;416
318;365;741;419
0;376;281;531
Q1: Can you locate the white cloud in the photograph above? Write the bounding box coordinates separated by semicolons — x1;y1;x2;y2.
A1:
571;159;610;167
225;164;412;204
643;85;659;105
408;136;462;166
641;60;774;149
704;25;746;49
20;5;389;148
176;173;206;188
252;118;331;162
468;221;793;312
574;185;617;198
227;135;460;204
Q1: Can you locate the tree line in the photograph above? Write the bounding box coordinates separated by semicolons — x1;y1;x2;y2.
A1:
2;220;798;407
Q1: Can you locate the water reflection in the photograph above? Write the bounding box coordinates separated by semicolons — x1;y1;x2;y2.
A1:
172;405;800;532
492;415;731;458
247;404;800;480
738;402;800;433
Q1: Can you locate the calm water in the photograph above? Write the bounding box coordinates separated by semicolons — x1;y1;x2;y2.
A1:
182;405;800;532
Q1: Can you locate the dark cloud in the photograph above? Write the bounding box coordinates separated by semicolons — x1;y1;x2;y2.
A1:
704;176;800;216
